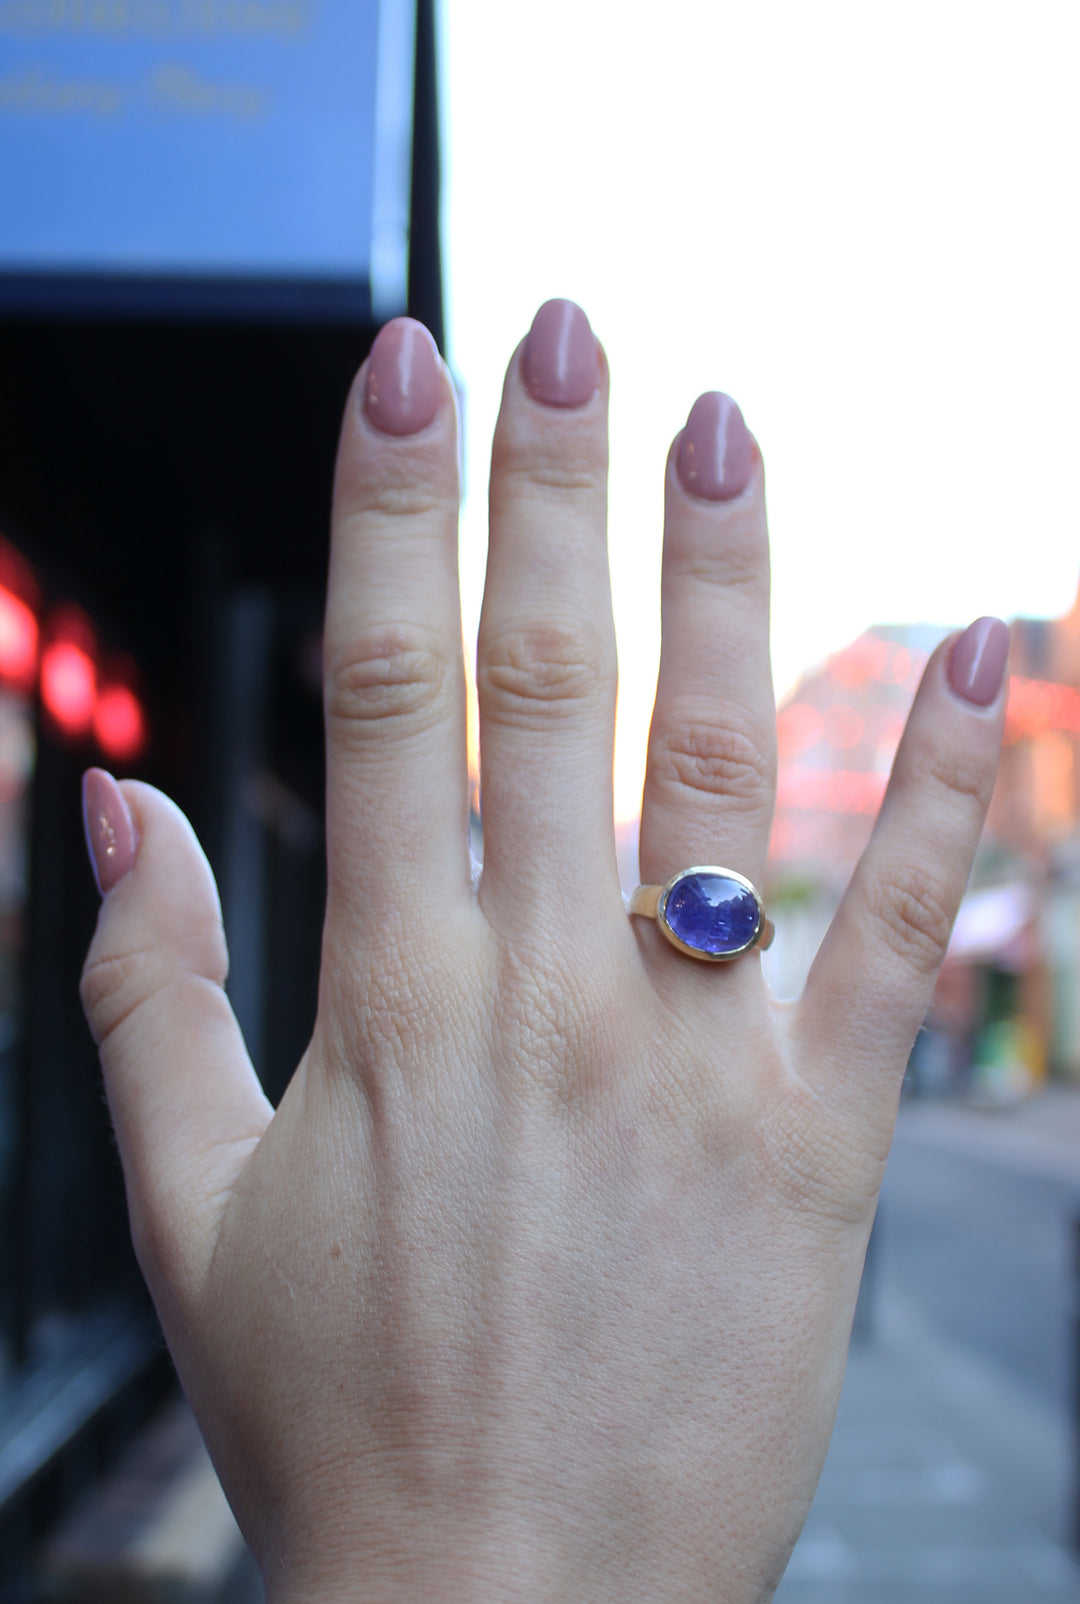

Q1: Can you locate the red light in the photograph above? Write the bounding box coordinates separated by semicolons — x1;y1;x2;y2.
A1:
41;639;96;735
871;708;906;752
885;647;912;685
824;705;865;749
0;585;38;688
1005;675;1080;741
769;814;793;857
93;684;146;762
777;702;825;756
833;636;887;688
777;766;887;815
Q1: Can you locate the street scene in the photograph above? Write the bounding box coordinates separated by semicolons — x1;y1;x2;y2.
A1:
2;1;1079;1598
779;1089;1080;1602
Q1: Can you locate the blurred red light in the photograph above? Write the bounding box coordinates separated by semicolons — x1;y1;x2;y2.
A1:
42;639;96;734
1005;676;1080;741
777;766;887;815
769;814;794;857
864;638;889;680
871;708;906;752
834;636;887;688
824;705;864;749
0;585;38;688
777;702;825;756
93;684;146;762
885;647;912;685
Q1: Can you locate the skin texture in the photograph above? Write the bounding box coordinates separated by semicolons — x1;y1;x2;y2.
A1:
80;303;1006;1604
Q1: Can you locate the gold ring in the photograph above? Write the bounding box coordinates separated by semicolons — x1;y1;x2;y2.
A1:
629;866;774;962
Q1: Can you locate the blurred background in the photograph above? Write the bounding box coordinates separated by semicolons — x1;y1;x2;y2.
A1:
0;1;1077;1599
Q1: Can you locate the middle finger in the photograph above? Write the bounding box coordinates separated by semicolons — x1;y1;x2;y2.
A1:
477;300;621;933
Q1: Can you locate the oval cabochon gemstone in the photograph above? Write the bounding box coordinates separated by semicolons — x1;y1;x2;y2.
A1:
661;871;761;956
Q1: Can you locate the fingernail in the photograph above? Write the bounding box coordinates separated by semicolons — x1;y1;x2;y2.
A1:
362;318;442;436
521;299;599;408
82;768;137;896
676;392;754;502
947;616;1010;707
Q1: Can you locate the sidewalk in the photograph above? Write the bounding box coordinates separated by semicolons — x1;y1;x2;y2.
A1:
892;1083;1080;1189
776;1293;1079;1602
776;1086;1080;1603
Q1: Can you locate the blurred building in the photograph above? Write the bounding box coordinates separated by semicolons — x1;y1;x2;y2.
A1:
767;583;1080;1096
763;622;943;1004
769;622;949;894
981;583;1080;1090
0;2;443;1595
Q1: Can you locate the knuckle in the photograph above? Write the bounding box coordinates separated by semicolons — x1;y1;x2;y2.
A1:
868;867;955;975
493;946;595;1112
668;543;765;595
908;742;993;810
650;720;774;810
491;422;606;507
478;624;611;724
344;971;427;1077
758;1080;886;1226
664;492;767;592
326;627;450;735
500;459;605;499
80;949;157;1049
325;941;478;1111
339;481;448;525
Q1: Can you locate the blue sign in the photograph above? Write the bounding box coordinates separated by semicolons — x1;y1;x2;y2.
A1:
0;0;415;315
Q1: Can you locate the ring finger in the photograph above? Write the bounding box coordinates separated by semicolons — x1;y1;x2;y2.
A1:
639;393;776;908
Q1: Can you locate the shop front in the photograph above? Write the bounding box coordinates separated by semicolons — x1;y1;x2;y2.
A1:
0;2;443;1592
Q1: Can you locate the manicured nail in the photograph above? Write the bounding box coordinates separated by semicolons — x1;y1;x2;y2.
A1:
362;318;442;436
947;616;1010;707
82;768;137;896
521;299;599;408
676;392;754;502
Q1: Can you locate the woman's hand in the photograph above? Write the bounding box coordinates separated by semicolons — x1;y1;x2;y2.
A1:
80;300;1007;1604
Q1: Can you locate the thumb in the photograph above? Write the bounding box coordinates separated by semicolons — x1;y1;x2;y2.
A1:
80;769;272;1309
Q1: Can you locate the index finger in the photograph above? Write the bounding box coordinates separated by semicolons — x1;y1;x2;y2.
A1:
324;319;471;947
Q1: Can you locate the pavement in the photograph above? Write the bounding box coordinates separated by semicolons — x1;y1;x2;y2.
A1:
776;1084;1080;1603
893;1085;1080;1189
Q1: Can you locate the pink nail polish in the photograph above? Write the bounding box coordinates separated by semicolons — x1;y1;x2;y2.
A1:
521;299;599;408
947;617;1010;707
676;392;753;502
82;768;137;895
362;318;442;436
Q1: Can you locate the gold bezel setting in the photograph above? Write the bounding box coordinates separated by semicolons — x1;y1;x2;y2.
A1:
632;865;774;963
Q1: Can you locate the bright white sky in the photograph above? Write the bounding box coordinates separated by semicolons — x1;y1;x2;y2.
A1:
438;0;1080;822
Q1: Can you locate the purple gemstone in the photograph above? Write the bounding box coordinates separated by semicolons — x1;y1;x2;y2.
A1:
661;871;761;956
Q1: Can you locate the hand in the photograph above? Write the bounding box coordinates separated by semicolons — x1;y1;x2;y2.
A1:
80;300;1007;1604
